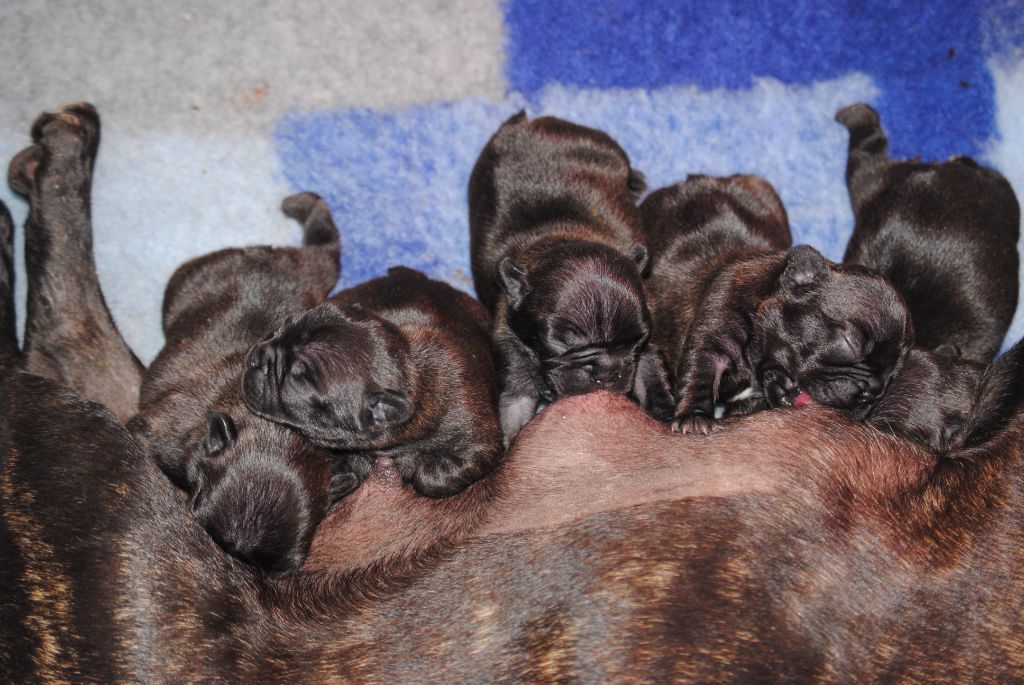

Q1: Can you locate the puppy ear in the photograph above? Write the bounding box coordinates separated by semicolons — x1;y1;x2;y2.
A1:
960;338;1024;450
363;391;414;430
781;245;828;293
204;412;238;455
497;257;531;309
628;244;650;276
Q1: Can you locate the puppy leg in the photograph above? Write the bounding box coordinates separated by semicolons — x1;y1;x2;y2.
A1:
10;103;143;422
671;310;749;435
631;345;675;421
0;201;17;366
399;442;500;498
835;103;889;216
328;453;376;501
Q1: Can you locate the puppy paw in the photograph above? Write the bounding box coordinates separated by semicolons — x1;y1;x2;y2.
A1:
31;103;100;161
327;471;361;502
671;413;715;436
8;145;43;198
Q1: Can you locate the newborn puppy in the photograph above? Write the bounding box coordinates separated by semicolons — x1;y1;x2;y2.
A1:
838;103;1020;362
750;264;990;454
641;174;793;417
672;245;914;434
469;112;673;443
130;192;341;572
243;266;503;500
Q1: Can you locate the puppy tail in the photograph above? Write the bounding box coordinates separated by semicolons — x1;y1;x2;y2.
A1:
0;200;19;368
957;338;1024;453
835;103;888;179
282;192;341;251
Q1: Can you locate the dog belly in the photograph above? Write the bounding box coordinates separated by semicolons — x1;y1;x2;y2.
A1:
304;391;934;572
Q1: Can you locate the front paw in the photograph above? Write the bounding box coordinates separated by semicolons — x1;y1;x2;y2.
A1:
499;392;539;447
671;412;715;435
327;471;361;502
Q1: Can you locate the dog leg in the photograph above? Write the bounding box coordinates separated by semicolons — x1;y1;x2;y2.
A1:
631;345;675;421
0;201;17;367
9;103;143;422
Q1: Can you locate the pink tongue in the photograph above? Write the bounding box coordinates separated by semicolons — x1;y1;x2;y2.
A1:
793;390;812;408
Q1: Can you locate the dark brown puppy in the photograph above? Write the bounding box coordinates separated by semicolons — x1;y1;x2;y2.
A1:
7;103;143;422
469;112;674;443
642;174;792;417
128;191;340;573
747;250;1001;453
243;266;503;501
838;103;1020;362
671;244;914;434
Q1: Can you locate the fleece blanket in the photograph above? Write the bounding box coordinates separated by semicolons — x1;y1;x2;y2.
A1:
2;0;1023;363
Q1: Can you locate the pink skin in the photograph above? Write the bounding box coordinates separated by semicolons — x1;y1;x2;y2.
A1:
794;390;813;408
303;391;931;573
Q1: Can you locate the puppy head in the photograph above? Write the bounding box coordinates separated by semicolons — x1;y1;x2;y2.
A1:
188;411;331;572
500;241;652;400
130;397;331;573
242;300;415;448
749;245;914;418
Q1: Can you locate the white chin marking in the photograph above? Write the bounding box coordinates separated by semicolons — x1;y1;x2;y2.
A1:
727;386;755;403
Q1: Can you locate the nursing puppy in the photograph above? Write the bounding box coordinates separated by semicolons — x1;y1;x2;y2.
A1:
838;103;1020;362
672;244;914;434
641;174;792;417
747;248;999;450
130;191;341;572
243;266;503;500
469;112;674;443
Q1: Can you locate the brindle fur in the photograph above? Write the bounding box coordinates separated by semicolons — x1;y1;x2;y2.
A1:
7;103;143;422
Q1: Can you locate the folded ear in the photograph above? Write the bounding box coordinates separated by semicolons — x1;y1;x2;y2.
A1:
362;390;414;431
497;257;531;309
204;412;238;455
628;244;650;276
781;245;828;293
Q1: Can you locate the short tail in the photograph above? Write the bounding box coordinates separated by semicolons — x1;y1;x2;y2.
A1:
0;200;19;367
835;103;889;180
281;192;340;249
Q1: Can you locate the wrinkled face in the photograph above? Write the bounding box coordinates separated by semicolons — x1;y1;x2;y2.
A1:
748;248;913;419
503;250;651;400
242;301;415;448
131;395;330;574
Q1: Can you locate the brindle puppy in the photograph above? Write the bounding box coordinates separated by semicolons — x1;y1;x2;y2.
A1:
242;266;503;500
641;174;792;417
469;112;674;444
838;102;1020;362
127;191;341;572
671;244;914;434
